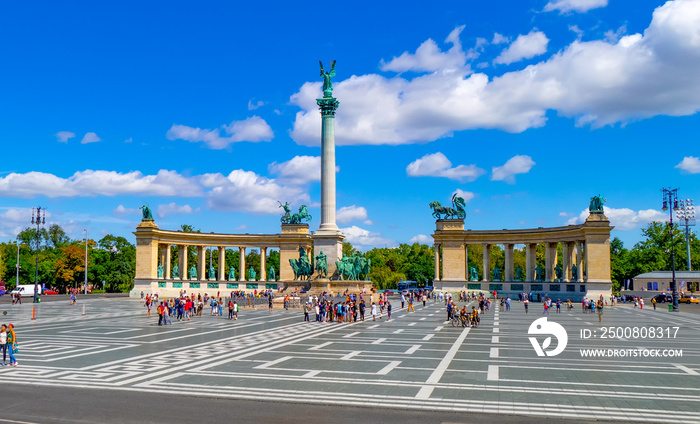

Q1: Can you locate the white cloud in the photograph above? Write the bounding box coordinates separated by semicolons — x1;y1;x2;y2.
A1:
340;225;393;248
491;155;535;183
157;203;200;218
566;206;667;230
558;211;571;217
247;99;266;110
113;205;140;217
56;131;75;142
268;155;326;185
380;26;469;72
452;189;475;203
676;156;700;173
363;220;374;225
494;30;549;65
337;205;368;224
544;0;608;14
81;132;101;144
409;234;433;244
492;33;510;44
406;152;485;182
0;208;44;238
204;170;308;214
293;1;700;145
0;170;201;198
124;137;133;143
166;116;273;150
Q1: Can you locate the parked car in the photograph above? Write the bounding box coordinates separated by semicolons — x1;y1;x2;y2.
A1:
652;293;673;303
382;289;394;295
44;289;59;295
679;295;699;304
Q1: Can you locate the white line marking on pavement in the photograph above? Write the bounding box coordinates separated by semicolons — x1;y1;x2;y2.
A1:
487;365;499;381
393;329;404;334
342;332;360;338
377;361;402;375
254;356;292;369
340;351;361;360
408;323;417;326
415;327;470;399
422;334;434;341
492;336;499;343
405;345;421;354
489;347;499;358
371;338;387;345
368;324;379;329
309;341;332;351
419;318;426;321
675;364;700;375
434;326;444;331
302;370;321;378
493;328;499;333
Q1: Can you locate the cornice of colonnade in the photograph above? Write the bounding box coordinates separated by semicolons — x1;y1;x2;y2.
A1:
431;215;613;245
133;222;312;248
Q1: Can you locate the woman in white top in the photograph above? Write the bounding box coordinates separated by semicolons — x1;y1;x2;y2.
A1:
0;324;7;366
371;302;378;321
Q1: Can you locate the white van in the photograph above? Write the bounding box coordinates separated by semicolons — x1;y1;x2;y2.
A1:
10;284;42;295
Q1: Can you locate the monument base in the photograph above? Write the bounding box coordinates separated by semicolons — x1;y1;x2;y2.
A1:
312;232;344;279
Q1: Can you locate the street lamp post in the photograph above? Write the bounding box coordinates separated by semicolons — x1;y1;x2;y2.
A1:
662;188;680;312
31;206;46;303
15;238;21;287
676;199;695;271
84;229;88;295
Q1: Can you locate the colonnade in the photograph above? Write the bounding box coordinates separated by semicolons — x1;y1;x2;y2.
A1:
433;241;587;283
158;244;270;282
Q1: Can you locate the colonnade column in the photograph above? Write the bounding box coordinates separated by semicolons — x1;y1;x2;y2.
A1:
545;242;556;282
505;243;514;281
525;243;534;281
482;244;491;282
260;247;267;282
434;244;440;282
577;242;585;282
159;245;167;278
239;247;246;282
197;246;206;280
562;242;572;282
218;247;226;281
179;245;187;281
164;244;171;280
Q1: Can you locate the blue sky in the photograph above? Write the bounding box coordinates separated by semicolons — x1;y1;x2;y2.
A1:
1;0;699;250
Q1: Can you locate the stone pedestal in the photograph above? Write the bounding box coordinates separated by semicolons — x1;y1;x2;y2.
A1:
312;232;344;279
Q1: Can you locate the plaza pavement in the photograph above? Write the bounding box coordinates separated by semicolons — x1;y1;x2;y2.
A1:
0;296;698;423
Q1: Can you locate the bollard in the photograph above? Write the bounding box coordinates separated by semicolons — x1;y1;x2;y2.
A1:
669;304;673;312
32;306;36;320
82;304;86;316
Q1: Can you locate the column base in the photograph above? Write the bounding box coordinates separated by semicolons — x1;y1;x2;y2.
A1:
312;232;344;279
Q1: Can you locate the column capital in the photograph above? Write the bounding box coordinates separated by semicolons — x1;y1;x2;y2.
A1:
316;97;340;116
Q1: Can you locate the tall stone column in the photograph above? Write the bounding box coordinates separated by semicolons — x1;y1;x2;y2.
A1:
505;244;514;281
313;92;344;278
577;242;584;282
164;244;171;280
159;245;167;278
179;245;187;281
434;245;440;282
239;247;246;282
482;244;491;282
525;243;534;282
197;246;206;281
562;242;572;282
545;242;556;282
260;247;267;282
218;247;226;281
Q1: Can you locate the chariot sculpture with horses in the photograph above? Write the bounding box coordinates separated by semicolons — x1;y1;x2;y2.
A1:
279;202;312;224
429;194;467;219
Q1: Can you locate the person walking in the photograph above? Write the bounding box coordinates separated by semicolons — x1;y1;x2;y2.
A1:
407;297;415;312
505;297;511;311
387;301;392;321
597;299;604;322
303;302;310;322
7;324;17;366
371;302;378;321
0;324;7;366
524;297;529;313
157;302;164;326
652;297;657;310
